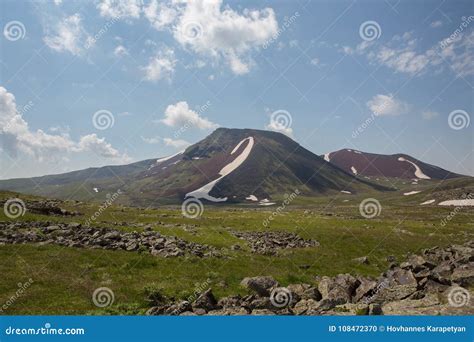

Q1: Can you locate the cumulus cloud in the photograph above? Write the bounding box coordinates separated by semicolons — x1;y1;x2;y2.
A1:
97;0;142;20
0;86;129;162
343;30;474;77
142;48;177;82
43;14;92;56
161;101;218;130
143;0;177;30
114;45;129;56
163;137;190;148
366;94;409;116
143;0;278;75
265;120;293;137
141;135;190;149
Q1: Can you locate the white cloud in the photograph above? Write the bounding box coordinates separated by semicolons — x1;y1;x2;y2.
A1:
43;14;92;56
421;110;439;120
345;30;474;77
0;86;129;163
143;0;177;30
265;120;293;137
114;45;129;56
366;94;409;116
142;48;177;82
97;0;142;20
75;134;126;159
163;137;190;148
430;20;443;28
141;136;161;144
143;0;278;75
162;101;218;130
141;135;190;149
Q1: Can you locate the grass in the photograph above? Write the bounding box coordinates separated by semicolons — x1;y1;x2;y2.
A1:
0;190;472;314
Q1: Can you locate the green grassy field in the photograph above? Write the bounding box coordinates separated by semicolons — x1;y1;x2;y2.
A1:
0;189;472;314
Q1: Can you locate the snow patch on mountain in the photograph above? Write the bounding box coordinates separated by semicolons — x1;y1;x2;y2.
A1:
404;191;421;196
438;199;474;206
420;199;435;205
351;166;357;175
340;190;351;194
156;151;183;164
397;157;431;179
323;153;331;162
186;137;255;202
246;195;258;202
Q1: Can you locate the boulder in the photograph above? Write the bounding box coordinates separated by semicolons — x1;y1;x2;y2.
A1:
451;263;474;287
192;288;219;312
240;276;279;297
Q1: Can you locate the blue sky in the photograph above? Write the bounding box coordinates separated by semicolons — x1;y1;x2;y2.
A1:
0;0;472;179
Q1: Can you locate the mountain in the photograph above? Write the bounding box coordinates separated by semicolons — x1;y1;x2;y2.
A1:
322;149;463;180
0;128;389;206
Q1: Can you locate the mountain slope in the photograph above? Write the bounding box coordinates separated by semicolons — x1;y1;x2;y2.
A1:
323;149;464;180
0;128;390;205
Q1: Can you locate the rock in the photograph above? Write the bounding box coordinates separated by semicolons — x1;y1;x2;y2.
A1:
193;308;207;315
287;283;322;301
431;263;453;285
165;301;192;315
193;289;218;312
251;309;274;315
386;255;396;262
354;278;377;303
207;307;249;315
318;274;359;303
293;299;320;315
451;263;474;287
218;295;242;308
381;293;442;315
353;256;369;265
229;230;318;255
334;303;369;315
378;268;418;301
240;276;279;297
